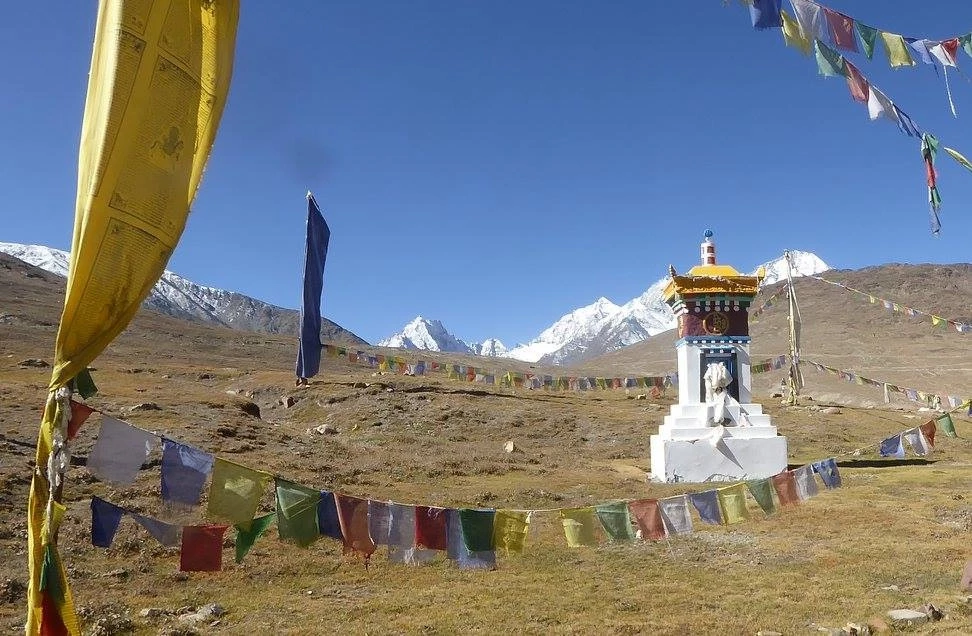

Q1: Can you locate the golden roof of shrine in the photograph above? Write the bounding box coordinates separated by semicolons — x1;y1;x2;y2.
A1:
663;265;765;301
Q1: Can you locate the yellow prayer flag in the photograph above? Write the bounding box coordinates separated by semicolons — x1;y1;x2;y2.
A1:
207;458;273;530
931;315;946;327
28;2;238;633
781;9;810;55
880;32;916;68
560;508;599;548
492;510;531;555
717;483;751;525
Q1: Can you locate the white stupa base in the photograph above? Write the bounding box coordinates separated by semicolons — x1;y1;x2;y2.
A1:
649;433;788;483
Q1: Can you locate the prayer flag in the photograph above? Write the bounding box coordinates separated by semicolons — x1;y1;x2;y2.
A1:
791;0;826;43
160;439;213;507
180;525;228;572
235;513;275;564
936;413;957;437
905;38;934;65
458;509;495;552
749;0;782;31
856;22;879;59
90;497;123;548
717;484;750;524
368;500;391;546
930;39;959;67
793;465;819;500
919;421;937;447
658;496;693;535
771;471;799;506
415;506;448;551
961;34;972;59
689;491;723;525
275;479;320;547
595;501;636;542
746;479;777;513
845;62;869;104
881;33;916;68
296;194;331;380
560;507;600;547
445;508;496;570
824;9;857;52
67;400;94;440
893;106;920;137
87;417;156;486
902;428;931;456
207;458;272;531
811;458;842;489
628;499;667;540
70;369;98;399
133;514;181;548
814;40;846;77
389;504;436;565
335;494;376;558
492;510;531;555
318;491;343;540
879;433;905;458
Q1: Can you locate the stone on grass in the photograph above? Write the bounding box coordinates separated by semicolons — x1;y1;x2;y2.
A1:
962;560;972;590
312;424;338;435
18;358;49;368
821;406;842;415
886;608;927;625
237;401;261;418
919;603;943;621
504;440;518;453
280;395;296;408
130;402;161;411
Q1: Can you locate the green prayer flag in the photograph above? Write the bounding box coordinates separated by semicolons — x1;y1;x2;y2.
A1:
235;513;276;563
39;544;64;603
961;33;972;59
936;413;957;438
71;368;98;399
746;479;776;514
717;484;751;524
275;479;321;547
880;32;916;68
944;146;972;173
814;40;846;77
207;458;273;531
560;508;600;547
458;509;495;552
855;22;879;59
594;501;636;542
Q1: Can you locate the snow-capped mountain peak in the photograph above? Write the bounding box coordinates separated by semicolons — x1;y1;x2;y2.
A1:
377;316;472;352
505;296;622;363
756;250;830;285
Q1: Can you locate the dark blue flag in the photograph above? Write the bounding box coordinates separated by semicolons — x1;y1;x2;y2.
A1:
161;438;214;507
296;193;331;379
91;496;124;548
749;0;782;31
317;490;343;540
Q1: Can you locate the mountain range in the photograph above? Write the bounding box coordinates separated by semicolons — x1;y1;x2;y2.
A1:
0;242;365;345
378;251;830;365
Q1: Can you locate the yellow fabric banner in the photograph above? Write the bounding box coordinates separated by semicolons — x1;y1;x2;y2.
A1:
944;146;972;173
781;9;810;55
27;1;239;633
717;483;751;525
560;507;599;547
492;511;531;555
880;32;916;68
207;458;273;530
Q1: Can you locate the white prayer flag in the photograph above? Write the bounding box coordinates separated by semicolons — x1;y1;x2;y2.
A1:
87;416;156;486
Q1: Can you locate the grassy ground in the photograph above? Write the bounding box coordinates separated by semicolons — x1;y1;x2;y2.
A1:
2;335;970;635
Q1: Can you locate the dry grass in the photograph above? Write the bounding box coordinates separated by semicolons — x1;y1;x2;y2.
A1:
1;257;971;634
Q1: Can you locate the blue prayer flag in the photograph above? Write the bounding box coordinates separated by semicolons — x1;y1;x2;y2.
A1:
750;0;782;31
91;496;124;548
296;193;331;379
132;514;181;548
161;439;214;507
811;458;842;489
879;433;905;458
689;491;723;525
317;490;343;540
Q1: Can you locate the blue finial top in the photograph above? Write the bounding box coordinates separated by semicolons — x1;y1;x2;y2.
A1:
703;228;713;239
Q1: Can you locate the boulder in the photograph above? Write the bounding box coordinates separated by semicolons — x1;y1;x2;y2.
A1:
886;609;927;625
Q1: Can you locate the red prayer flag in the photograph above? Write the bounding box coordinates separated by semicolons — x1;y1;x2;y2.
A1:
824;8;858;52
942;38;959;65
415;505;448;550
68;399;95;440
628;499;666;540
335;494;376;558
919;420;937;448
180;524;227;572
771;471;799;506
844;62;869;104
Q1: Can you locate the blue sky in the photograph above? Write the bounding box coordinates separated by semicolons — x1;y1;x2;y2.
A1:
2;1;971;346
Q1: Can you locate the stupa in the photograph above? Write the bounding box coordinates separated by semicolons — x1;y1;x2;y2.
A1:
649;230;788;482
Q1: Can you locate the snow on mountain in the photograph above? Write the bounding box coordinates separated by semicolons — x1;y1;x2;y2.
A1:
0;242;366;342
504;297;621;363
757;250;830;285
378;316;474;353
473;338;508;357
